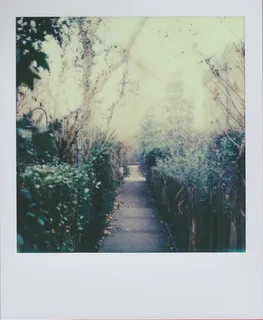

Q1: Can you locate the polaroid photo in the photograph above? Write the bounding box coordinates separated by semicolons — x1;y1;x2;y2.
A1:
1;0;262;319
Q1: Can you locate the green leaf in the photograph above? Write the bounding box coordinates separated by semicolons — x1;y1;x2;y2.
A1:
16;48;21;63
21;188;32;200
29;203;37;208
26;212;36;218
17;234;24;246
37;217;45;226
26;149;34;156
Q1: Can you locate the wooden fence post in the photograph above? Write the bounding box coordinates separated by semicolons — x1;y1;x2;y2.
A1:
217;189;225;251
194;189;201;251
188;188;199;252
188;187;194;251
175;186;189;252
208;188;214;251
236;190;246;251
222;192;231;252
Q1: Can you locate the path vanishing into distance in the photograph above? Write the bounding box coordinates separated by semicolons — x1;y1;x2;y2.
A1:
100;165;172;252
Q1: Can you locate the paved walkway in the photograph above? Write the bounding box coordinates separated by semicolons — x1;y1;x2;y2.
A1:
100;165;171;252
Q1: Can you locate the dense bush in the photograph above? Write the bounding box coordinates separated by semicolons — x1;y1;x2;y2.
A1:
17;162;98;252
17;112;128;252
139;130;244;199
17;115;58;172
155;147;209;197
143;147;171;168
206;130;244;193
91;144;119;220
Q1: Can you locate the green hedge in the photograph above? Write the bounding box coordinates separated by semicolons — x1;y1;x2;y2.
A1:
17;113;128;252
17;162;97;252
140;130;244;198
17;147;126;252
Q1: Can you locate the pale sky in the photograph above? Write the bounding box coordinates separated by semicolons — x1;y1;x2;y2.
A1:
39;17;244;144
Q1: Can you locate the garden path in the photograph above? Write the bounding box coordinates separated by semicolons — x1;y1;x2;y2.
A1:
100;165;171;252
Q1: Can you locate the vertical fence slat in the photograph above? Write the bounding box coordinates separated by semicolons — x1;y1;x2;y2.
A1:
194;189;201;251
217;189;225;251
236;198;246;251
208;189;214;251
188;188;194;251
222;198;231;252
188;188;199;252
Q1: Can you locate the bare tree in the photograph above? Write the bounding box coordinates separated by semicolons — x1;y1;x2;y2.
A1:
202;41;245;134
76;17;147;139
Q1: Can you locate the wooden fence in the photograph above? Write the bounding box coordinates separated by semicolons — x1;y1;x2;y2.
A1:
173;187;245;252
143;165;245;252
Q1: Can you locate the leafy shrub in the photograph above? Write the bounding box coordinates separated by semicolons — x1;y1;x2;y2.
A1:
156;147;209;197
143;147;171;168
75;139;128;251
140;130;244;199
31;130;57;161
17;114;58;171
206;130;244;193
17;162;97;252
90;140;124;216
17;111;128;252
